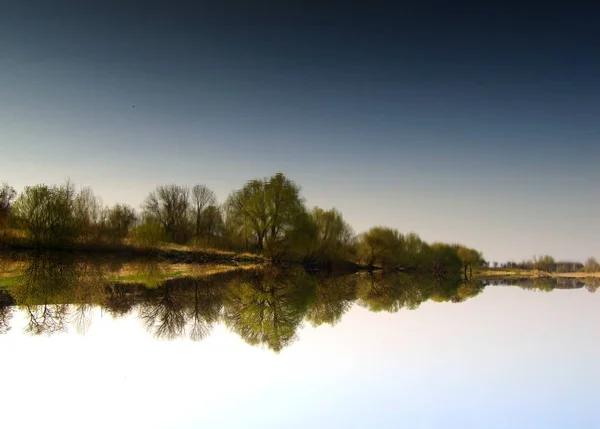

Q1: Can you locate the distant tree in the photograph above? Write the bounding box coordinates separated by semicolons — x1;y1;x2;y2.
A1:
143;185;190;243
0;183;17;231
533;254;556;274
73;187;105;242
12;183;77;246
190;184;217;242
585;257;600;274
198;204;224;246
107;204;137;242
456;246;483;280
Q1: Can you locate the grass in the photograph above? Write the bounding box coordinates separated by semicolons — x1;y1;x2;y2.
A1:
1;229;264;264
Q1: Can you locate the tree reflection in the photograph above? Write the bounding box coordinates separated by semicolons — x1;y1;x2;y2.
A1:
222;267;314;352
305;274;357;327
23;303;69;335
139;282;187;340
185;278;223;341
13;255;78;335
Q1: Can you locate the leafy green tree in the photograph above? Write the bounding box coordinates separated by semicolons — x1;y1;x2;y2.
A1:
533;254;556;273
456;246;484;280
225;173;308;258
356;226;405;268
304;207;355;264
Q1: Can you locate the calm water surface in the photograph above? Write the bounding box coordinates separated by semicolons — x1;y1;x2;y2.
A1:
0;255;598;428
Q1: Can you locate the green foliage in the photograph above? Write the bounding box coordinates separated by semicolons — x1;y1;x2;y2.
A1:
584;257;599;273
357;226;405;268
130;220;168;247
303;207;355;264
533;254;556;273
225;173;308;259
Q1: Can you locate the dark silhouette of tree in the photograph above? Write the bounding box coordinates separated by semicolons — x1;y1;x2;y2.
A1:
143;185;190;243
138;283;187;340
12;183;77;246
0;183;16;232
23;303;69;335
0;290;14;334
73;187;105;242
107;204;137;242
184;279;224;341
191;184;217;242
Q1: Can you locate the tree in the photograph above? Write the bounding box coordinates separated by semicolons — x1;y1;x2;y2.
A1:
190;184;217;242
73;187;105;242
456;246;483;280
585;257;600;274
304;207;355;264
224;173;308;258
12;183;77;246
533;254;556;274
107;204;137;242
0;183;16;231
143;185;190;243
357;227;405;268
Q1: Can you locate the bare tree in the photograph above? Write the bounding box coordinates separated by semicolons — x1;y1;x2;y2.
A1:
0;183;17;231
190;184;217;241
143;185;190;242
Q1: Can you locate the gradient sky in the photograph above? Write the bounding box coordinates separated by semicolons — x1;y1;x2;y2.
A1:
1;1;599;262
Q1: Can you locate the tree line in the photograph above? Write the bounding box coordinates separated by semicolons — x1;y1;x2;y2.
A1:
491;255;599;274
0;255;490;348
1;174;500;277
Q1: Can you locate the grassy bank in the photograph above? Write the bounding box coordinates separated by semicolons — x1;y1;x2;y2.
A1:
477;268;600;280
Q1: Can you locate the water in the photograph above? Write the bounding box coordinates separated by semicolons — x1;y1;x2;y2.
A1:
0;255;598;428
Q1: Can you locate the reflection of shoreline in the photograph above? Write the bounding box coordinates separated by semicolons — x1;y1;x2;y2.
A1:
1;254;596;349
478;269;600;279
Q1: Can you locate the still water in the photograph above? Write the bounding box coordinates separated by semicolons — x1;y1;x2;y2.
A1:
0;255;598;428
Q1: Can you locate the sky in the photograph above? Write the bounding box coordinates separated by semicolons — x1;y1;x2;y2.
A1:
1;1;599;262
1;287;598;428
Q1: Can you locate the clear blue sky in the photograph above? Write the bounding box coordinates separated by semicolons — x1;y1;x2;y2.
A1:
1;1;599;262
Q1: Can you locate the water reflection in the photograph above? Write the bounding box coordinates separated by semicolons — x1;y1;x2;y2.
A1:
0;254;596;351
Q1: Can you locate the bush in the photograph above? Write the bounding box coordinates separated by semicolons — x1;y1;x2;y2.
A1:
130;221;168;247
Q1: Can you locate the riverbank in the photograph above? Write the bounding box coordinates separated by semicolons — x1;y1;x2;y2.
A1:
477;268;600;280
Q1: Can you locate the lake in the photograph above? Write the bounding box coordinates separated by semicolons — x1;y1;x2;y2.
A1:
0;254;598;429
